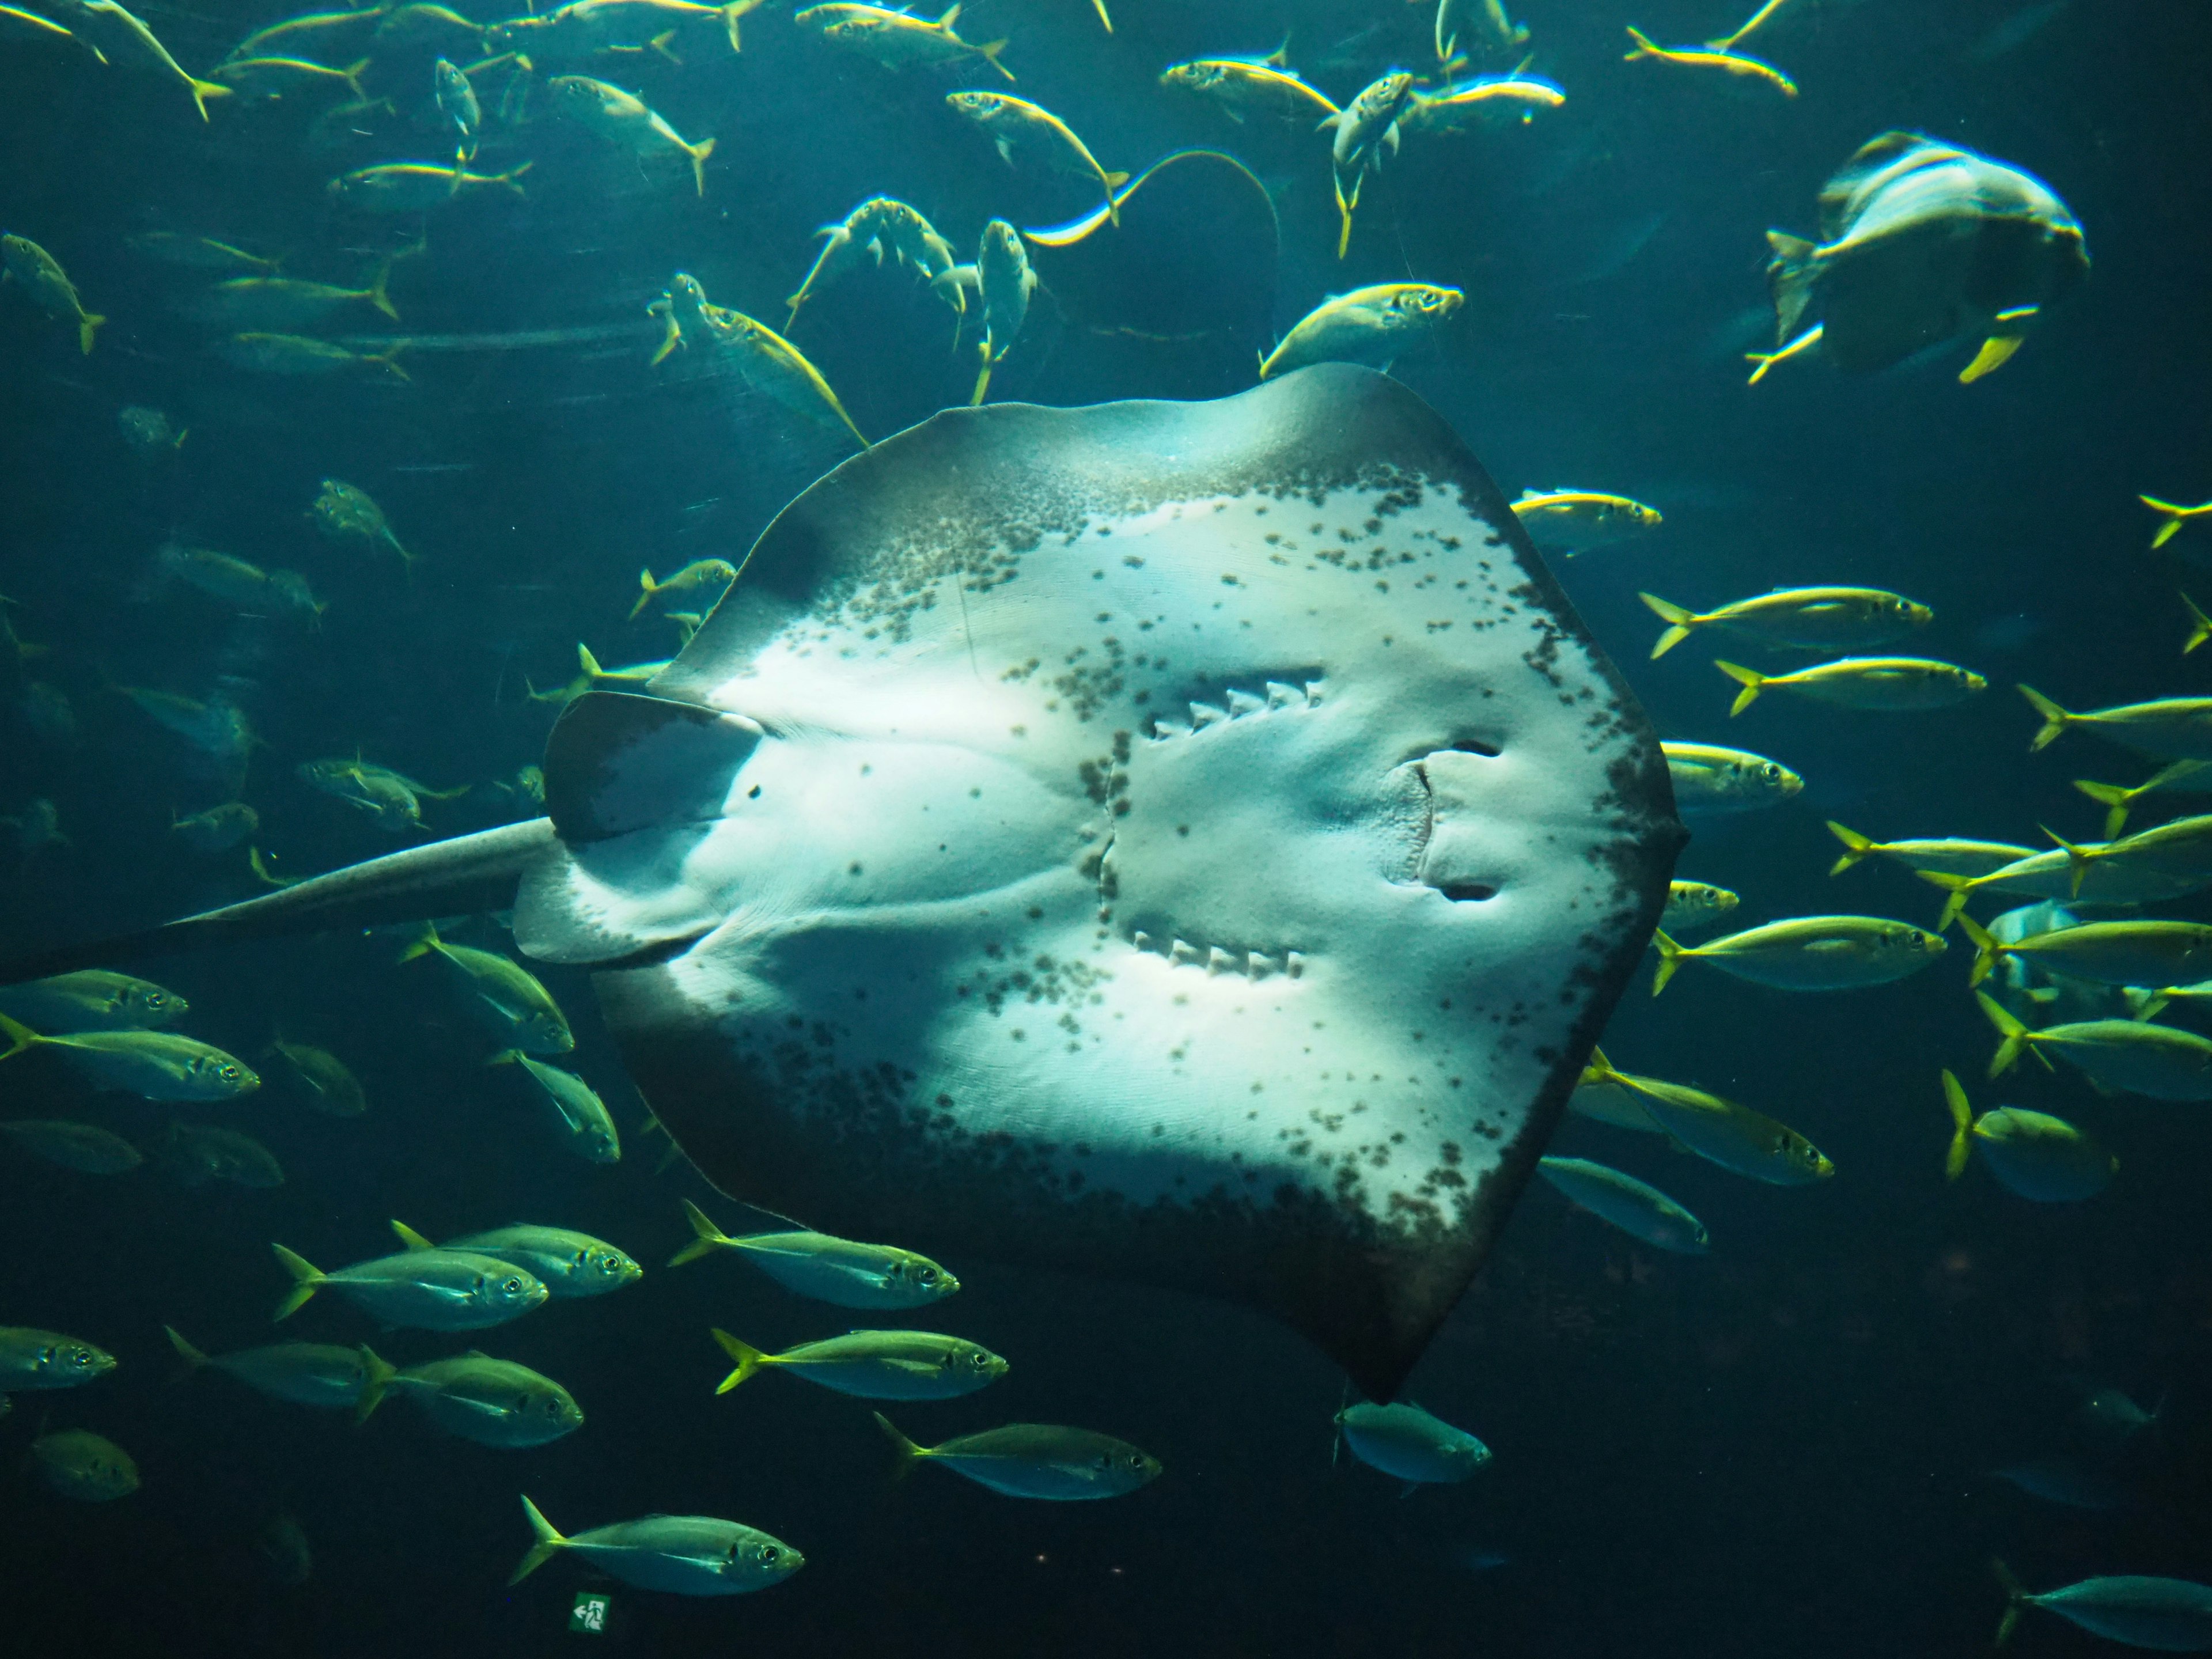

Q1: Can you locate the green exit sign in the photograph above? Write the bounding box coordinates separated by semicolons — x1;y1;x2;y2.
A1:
569;1592;611;1635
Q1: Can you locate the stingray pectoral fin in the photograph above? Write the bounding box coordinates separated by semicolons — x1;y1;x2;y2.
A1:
0;819;558;985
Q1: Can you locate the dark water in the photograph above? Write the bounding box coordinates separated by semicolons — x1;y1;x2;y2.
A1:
3;0;2211;1652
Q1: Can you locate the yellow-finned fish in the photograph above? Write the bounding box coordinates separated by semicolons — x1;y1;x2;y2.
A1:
125;231;282;274
1258;283;1462;381
1320;71;1415;257
193;263;397;329
651;274;870;450
527;643;674;704
157;1121;285;1188
397;922;574;1054
1567;1046;1662;1132
1640;587;1929;659
796;3;1012;81
220;332;408;380
60;0;231;118
1919;838;2212;927
1400;74;1563;135
490;1050;621;1164
1718;656;1985;715
211;54;369;100
1661;880;1739;935
312;479;415;568
785;198;960;328
1941;1069;2112;1202
1661;740;1801;815
1539;1157;1709;1253
710;1327;1007;1400
964;218;1036;404
874;1414;1161;1499
1651;915;1944;994
2074;758;2212;839
1824;823;2031;880
2020;683;2212;761
373;2;486;49
1;235;105;354
328;161;533;213
630;559;735;621
1978;989;2212;1100
0;970;184;1032
1160;54;1339;123
31;1430;138;1501
1435;0;1529;67
946;92;1126;226
1584;1055;1834;1185
669;1198;958;1308
1956;912;2212;991
267;1038;368;1116
1511;490;1661;555
1;4;84;48
2142;495;2212;550
495;0;759;60
0;1014;260;1100
547;75;716;195
0;1119;143;1174
1622;25;1797;97
224;5;386;63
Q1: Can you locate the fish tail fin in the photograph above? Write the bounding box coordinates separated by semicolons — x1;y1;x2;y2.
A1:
1955;912;2001;987
1091;0;1111;30
1713;660;1764;717
1993;1558;2027;1647
511;1495;568;1585
1622;25;1661;59
78;313;104;355
979;40;1016;84
339;57;370;99
873;1411;926;1478
498;161;533;196
163;1324;210;1373
2142;496;2192;550
1637;592;1695;657
2184;592;2212;655
971;344;993;407
2015;683;2071;751
1941;1070;1973;1181
1649;929;1685;997
364;340;409;382
1763;233;1820;332
366;257;397;322
577;643;603;678
1959;334;2025;384
1334;173;1357;260
190;78;230;120
668;1197;732;1267
718;1;743;50
395;920;442;964
1584;1045;1618;1080
389;1219;435;1251
647;28;681;62
2039;822;2097;898
2071;779;2133;840
354;1344;399;1422
710;1328;767;1393
270;1243;325;1321
1825;821;1876;877
688;135;714;196
1974;990;2035;1079
629;568;659;621
0;1012;41;1060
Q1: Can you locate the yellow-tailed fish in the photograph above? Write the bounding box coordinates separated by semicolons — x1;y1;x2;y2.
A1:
1718;656;1985;715
796;3;1010;80
0;1013;259;1100
1622;25;1796;96
1651;915;1944;994
267;1038;368;1116
1567;1046;1663;1133
1824;823;2032;880
0;970;184;1032
328;160;532;213
166;1325;393;1409
945;92;1125;225
965;218;1036;404
495;0;758;60
1956;912;2212;990
224;5;386;63
1594;1060;1834;1184
30;1430;137;1501
1320;72;1414;257
785;198;959;328
312;479;415;568
2040;813;2212;901
1940;1069;2112;1202
1538;1156;1709;1253
125;231;282;274
0;1119;142;1174
510;1497;802;1593
2142;495;2212;551
874;1415;1160;1500
1;5;82;47
1512;490;1661;555
2020;683;2212;760
1258;283;1461;380
0;1327;115;1389
372;2;485;48
490;1049;620;1163
219;332;408;380
710;1327;1006;1400
2180;592;2211;656
1919;840;2212;927
1978;989;2212;1100
1159;54;1339;123
669;1198;957;1308
193;262;396;329
1661;740;1801;815
630;559;736;621
2073;758;2212;839
1744;321;1824;385
270;1240;548;1328
652;274;869;450
60;0;230;118
212;54;369;100
1661;880;1739;935
397;922;573;1053
1640;587;1929;659
1;235;104;354
1400;74;1564;135
547;75;715;195
527;643;673;704
156;1120;284;1188
393;1221;641;1297
433;57;479;158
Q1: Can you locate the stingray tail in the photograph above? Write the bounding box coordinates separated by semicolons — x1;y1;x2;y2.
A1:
1941;1070;1973;1181
668;1197;732;1267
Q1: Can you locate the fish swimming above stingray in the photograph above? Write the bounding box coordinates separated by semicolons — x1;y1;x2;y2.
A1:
0;365;1680;1400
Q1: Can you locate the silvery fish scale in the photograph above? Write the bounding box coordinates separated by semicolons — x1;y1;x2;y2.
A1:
525;365;1680;1395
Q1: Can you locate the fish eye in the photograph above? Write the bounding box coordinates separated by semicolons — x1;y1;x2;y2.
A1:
1125;1453;1147;1469
1759;764;1781;782
915;1265;938;1284
503;1277;525;1294
757;1545;780;1565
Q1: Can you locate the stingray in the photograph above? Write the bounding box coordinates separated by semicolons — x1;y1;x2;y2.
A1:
1;366;1680;1398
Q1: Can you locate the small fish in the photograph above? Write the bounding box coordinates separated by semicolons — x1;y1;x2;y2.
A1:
945;92;1125;225
258;1512;313;1585
1621;26;1796;97
669;1198;957;1307
298;757;464;834
1994;1560;2212;1653
118;405;186;452
211;53;369;100
158;1121;285;1188
1512;490;1662;555
165;1326;392;1409
1641;588;1929;660
1652;915;1944;994
193;264;395;329
1;234;105;354
630;559;735;622
1585;1054;1834;1184
797;2;1010;81
59;0;230;118
266;1038;366;1116
0;1015;258;1100
271;1241;549;1328
783;198;960;328
652;275;869;450
1320;72;1415;257
311;479;415;569
0;971;185;1032
1436;0;1528;66
220;332;408;381
490;1050;620;1163
2077;1386;2162;1447
527;642;675;704
1825;824;2034;880
116;686;257;772
710;1327;1007;1400
327;160;532;213
375;1353;584;1447
1993;1456;2131;1512
1539;1156;1709;1253
547;75;715;195
1661;880;1738;935
1958;913;2212;990
2039;813;2212;905
1400;74;1566;135
433;57;480;160
1160;54;1340;123
0;1328;116;1389
1921;840;2211;924
399;923;573;1054
1662;740;1802;816
875;1415;1160;1500
1940;1069;2112;1202
124;231;281;274
496;0;757;61
3;796;65;857
1258;283;1463;381
2021;683;2212;761
2142;495;2212;551
1334;1400;1491;1486
1979;991;2212;1099
494;764;547;805
965;218;1036;404
394;1222;641;1297
0;1119;142;1175
29;1429;137;1501
171;801;259;852
225;5;387;62
512;1496;803;1594
372;2;485;48
1719;656;1986;715
159;544;326;623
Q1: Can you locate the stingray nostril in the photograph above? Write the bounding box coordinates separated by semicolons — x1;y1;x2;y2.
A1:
1439;883;1498;903
1450;738;1502;757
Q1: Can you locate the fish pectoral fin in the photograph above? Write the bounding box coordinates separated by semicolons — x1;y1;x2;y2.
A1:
1959;334;2025;384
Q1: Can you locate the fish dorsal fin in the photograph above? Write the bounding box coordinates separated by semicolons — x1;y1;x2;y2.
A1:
391;1219;435;1251
935;3;959;27
465;1348;488;1358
